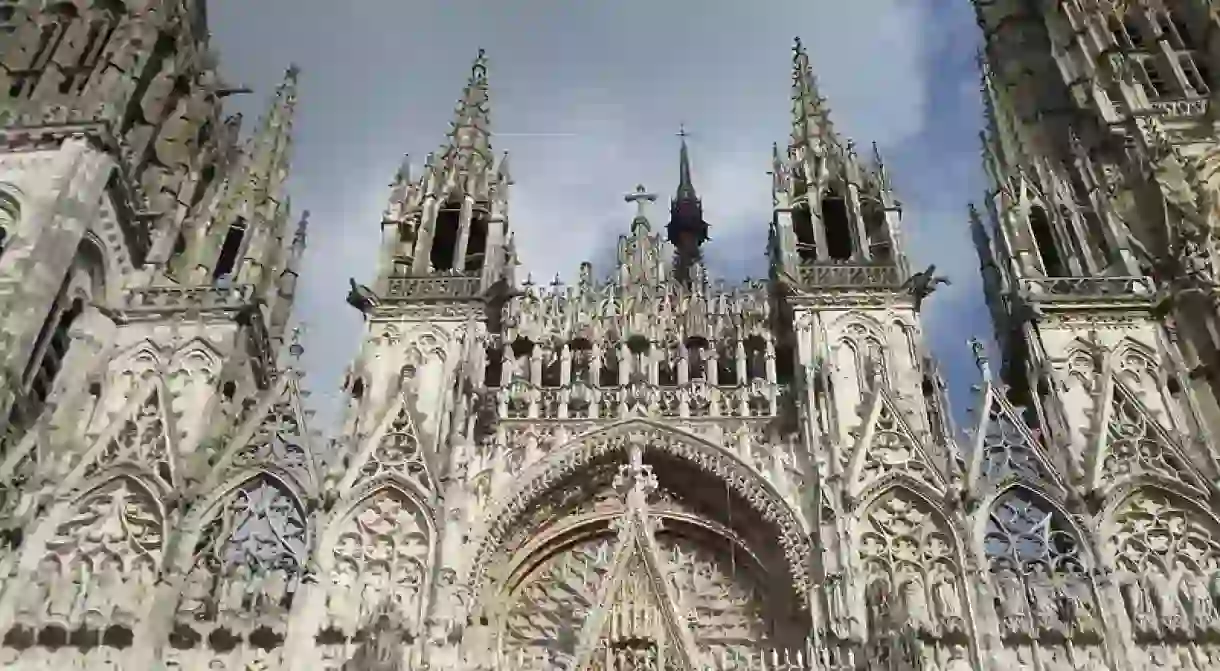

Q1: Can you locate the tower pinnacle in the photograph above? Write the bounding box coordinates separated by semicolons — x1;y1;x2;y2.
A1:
439;48;493;169
667;125;709;285
790;37;836;151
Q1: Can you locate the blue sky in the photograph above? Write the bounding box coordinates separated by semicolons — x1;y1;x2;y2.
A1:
210;0;992;430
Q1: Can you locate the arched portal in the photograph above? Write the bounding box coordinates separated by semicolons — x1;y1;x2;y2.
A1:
476;427;811;669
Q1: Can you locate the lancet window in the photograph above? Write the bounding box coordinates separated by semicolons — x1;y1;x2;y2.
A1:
173;476;308;638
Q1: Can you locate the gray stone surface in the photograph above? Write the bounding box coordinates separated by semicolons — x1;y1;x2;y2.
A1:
0;2;1219;669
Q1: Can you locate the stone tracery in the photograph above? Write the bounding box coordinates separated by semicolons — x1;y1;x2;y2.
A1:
16;475;163;634
172;475;308;643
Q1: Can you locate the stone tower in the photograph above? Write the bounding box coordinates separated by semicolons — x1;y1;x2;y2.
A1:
0;1;316;669
1;1;1219;669
969;0;1220;669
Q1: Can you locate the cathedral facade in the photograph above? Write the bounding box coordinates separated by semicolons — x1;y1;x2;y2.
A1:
1;1;1220;669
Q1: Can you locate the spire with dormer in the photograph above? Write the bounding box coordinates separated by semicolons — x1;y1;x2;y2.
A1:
667;126;710;286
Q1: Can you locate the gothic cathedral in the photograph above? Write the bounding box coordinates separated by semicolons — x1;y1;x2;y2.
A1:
0;1;1219;670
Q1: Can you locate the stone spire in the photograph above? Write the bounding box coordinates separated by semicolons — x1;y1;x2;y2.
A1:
789;37;836;151
667;126;710;285
437;48;493;172
244;64;300;207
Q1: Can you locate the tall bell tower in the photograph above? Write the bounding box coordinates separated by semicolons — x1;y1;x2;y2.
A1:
769;37;962;667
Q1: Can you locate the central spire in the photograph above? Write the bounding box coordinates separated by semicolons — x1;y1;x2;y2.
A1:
667;125;709;286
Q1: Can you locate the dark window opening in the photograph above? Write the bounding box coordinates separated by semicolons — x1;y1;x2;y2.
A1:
1083;211;1112;269
23;295;82;422
1029;206;1065;276
570;340;593;384
658;350;678;386
718;348;739;387
222;381;237;401
484;346;503;388
430;208;460;271
0;225;8;256
599;356;618;387
686;339;708;381
822;195;853;260
212;219;246;283
744;335;767;382
1181;55;1210;94
1171;14;1197;50
861;198;892;261
1140;60;1170;98
541;353;562;387
464;212;489;273
774;342;794;386
792;205;817;262
1059;207;1088;274
349;377;365;400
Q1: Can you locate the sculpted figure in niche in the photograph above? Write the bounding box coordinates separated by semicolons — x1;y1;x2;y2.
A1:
931;573;962;634
993;567;1028;636
1151;573;1186;635
1183;574;1219;633
898;578;930;633
1122;577;1157;636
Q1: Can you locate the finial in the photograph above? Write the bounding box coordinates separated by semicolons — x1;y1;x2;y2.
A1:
289;324;306;361
293;210;310;245
677;123;688;139
968;337;991;383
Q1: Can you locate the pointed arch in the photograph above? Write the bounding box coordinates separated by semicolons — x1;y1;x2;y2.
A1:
313;479;436;638
977;484;1105;644
12;471;164;631
168;336;223;374
167;469;311;638
845;387;947;502
468;418;811;608
1109;337;1159;387
1102;485;1220;642
851;483;968;639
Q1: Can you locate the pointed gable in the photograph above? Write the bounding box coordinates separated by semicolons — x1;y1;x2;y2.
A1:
206;370;318;488
340;387;437;497
567;444;700;671
846;387;946;501
1088;377;1208;497
966;381;1065;497
71;378;177;488
569;512;699;671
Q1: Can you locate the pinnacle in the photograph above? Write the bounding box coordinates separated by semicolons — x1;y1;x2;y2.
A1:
790;35;835;149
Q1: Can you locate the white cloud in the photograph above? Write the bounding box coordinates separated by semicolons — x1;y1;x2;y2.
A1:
210;0;967;429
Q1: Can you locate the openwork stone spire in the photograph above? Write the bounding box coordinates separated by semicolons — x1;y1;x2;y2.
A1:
789;37;836;151
439;48;494;168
